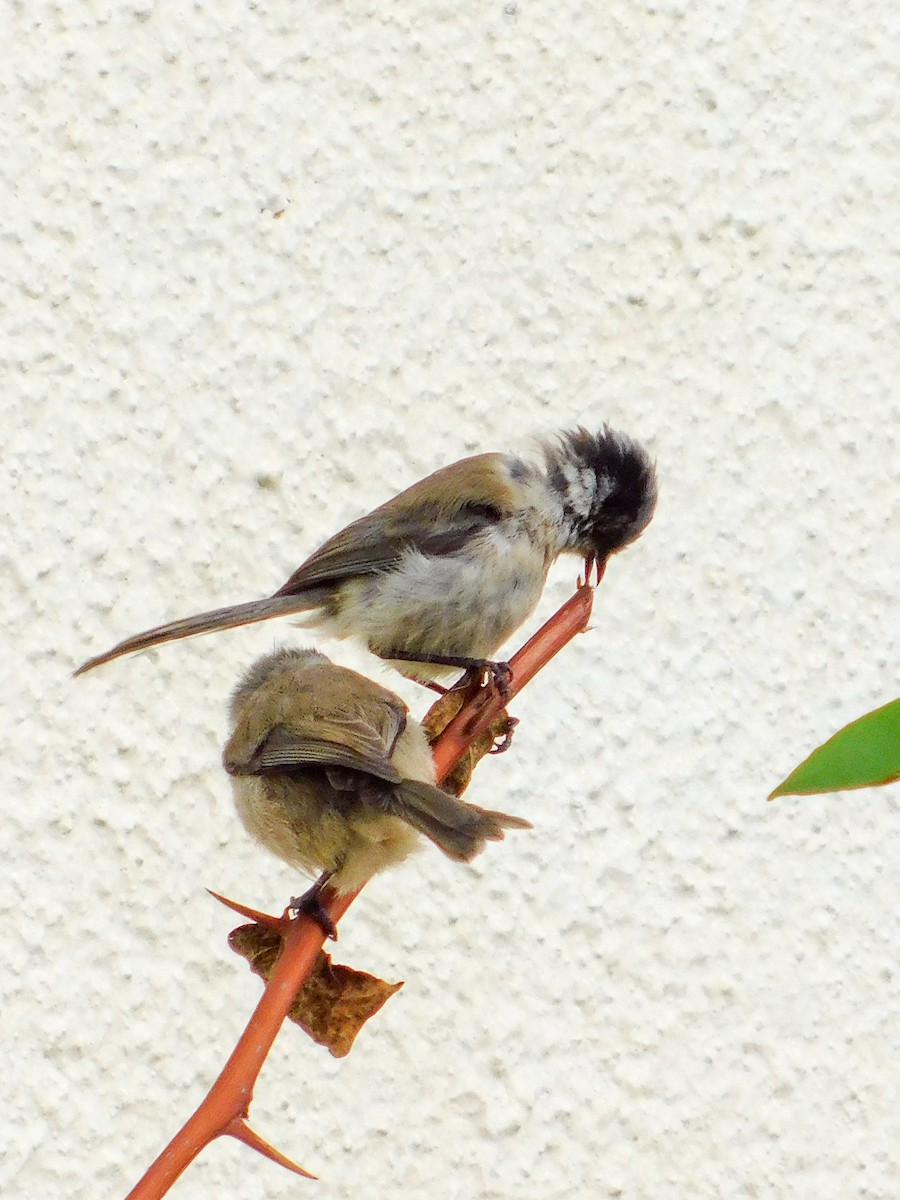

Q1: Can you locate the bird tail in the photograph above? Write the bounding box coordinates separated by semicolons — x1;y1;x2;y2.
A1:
74;592;329;677
393;781;532;862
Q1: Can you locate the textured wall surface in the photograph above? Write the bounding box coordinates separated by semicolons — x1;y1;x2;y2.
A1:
4;2;899;1197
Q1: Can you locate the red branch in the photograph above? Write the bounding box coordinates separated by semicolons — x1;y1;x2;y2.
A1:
124;582;595;1199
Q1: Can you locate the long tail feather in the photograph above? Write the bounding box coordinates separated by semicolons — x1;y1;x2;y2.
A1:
393;781;531;862
74;593;324;676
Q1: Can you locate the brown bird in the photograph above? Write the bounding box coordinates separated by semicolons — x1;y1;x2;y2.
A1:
223;647;531;930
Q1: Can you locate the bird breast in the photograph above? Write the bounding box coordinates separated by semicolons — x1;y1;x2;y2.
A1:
327;523;551;667
231;773;419;890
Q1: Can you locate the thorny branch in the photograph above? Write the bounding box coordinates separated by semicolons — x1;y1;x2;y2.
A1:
124;582;595;1199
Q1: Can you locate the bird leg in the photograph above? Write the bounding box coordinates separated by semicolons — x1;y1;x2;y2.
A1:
386;650;513;702
289;872;338;940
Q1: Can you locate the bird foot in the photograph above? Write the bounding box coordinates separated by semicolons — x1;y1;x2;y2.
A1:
290;887;338;940
489;715;519;754
448;659;512;703
385;649;512;701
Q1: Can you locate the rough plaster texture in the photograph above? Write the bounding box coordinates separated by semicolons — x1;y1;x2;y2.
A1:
3;2;899;1197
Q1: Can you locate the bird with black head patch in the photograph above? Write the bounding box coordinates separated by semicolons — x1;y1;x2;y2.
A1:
76;426;657;691
223;647;531;935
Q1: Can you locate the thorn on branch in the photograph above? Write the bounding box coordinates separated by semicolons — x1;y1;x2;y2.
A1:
225;1116;317;1179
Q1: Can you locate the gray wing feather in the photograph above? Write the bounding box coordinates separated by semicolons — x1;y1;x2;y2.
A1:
240;722;404;784
274;501;503;596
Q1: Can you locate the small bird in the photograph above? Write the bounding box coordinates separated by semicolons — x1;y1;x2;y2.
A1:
76;426;657;683
223;647;531;929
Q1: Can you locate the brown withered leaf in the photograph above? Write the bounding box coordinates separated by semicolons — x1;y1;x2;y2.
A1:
421;688;517;796
229;924;403;1058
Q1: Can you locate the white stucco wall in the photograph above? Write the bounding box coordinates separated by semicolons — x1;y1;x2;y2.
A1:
4;2;899;1197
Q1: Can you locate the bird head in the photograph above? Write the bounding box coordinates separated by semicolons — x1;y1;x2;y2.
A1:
543;426;658;562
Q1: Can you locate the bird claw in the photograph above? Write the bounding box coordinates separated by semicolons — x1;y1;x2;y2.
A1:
290;889;338;940
489;715;519;754
485;660;512;702
449;660;512;703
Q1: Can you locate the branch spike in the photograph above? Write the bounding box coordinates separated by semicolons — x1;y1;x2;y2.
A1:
225;1117;317;1180
206;889;286;929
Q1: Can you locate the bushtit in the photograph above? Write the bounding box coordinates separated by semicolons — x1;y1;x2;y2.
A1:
76;426;657;683
224;647;530;927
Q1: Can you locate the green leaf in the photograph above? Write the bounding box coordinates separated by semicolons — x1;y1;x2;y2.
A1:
769;699;900;799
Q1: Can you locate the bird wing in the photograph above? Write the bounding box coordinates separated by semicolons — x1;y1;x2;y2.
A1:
241;705;406;784
273;454;512;595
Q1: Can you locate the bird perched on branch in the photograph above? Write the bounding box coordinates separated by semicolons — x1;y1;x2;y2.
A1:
76;426;657;684
223;647;530;931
